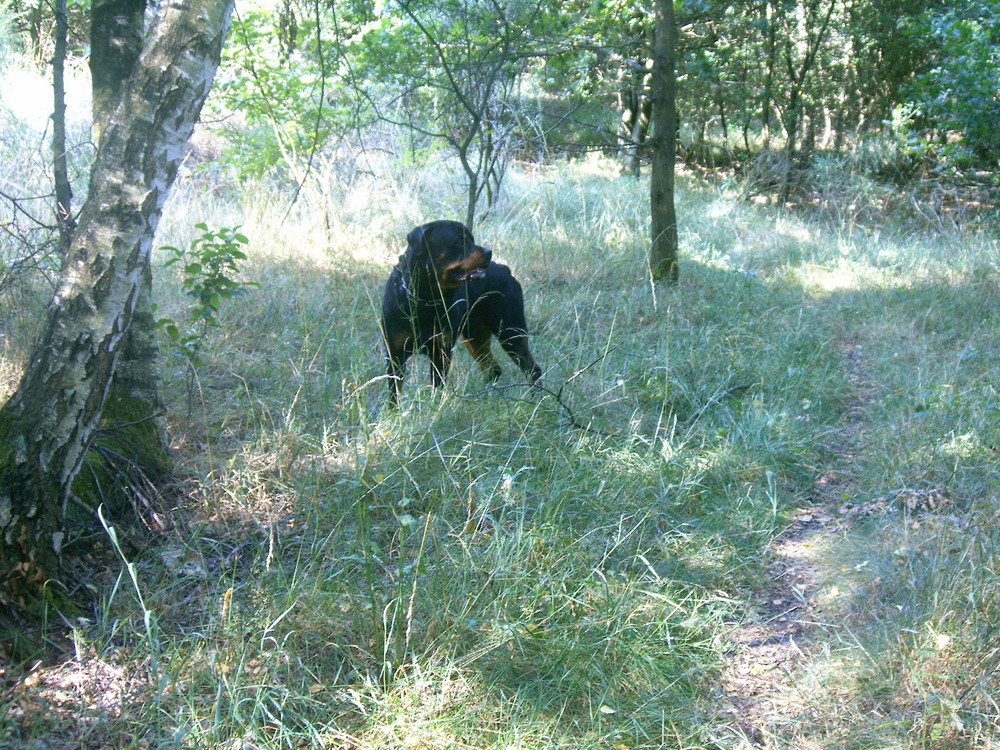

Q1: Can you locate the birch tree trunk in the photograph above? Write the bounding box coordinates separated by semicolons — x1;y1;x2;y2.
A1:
91;0;147;140
649;0;679;283
90;0;174;522
0;0;234;610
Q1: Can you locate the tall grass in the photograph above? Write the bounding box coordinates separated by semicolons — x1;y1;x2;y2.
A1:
2;132;999;748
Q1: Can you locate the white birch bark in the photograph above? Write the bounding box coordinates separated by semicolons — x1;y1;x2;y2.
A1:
0;0;234;602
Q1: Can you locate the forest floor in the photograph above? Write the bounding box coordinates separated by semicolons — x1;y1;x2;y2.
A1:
2;161;998;749
720;337;881;746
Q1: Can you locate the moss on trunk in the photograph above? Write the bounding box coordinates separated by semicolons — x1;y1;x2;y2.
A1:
71;388;171;526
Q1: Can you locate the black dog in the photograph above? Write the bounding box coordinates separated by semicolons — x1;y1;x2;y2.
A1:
381;220;541;403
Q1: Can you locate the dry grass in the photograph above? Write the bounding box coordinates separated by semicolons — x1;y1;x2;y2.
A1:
2;128;1000;749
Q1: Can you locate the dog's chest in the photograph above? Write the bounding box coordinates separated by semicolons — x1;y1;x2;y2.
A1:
404;293;465;347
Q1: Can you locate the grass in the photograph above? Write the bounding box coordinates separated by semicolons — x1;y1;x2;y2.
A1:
2;140;1000;748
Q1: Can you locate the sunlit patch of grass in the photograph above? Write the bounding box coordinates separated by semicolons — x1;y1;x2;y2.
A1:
725;223;1000;747
117;157;846;747
6;129;1000;747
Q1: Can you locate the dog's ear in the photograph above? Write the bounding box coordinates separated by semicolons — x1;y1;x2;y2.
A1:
406;225;427;259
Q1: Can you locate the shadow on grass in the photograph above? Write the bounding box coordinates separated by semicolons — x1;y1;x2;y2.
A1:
4;204;999;747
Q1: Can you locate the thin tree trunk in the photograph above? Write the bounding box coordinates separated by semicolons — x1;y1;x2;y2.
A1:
715;77;729;145
0;0;234;609
649;0;678;283
620;74;652;178
761;0;777;148
778;0;838;203
52;0;75;254
630;90;652;175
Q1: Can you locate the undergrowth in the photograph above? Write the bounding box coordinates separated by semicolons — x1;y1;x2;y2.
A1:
1;152;998;748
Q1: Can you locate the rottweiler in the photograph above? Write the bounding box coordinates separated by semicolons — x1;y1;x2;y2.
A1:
381;220;542;403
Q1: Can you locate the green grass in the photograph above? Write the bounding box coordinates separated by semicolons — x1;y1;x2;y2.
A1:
2;150;999;748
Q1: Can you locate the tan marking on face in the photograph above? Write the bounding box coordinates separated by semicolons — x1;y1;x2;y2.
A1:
435;247;489;291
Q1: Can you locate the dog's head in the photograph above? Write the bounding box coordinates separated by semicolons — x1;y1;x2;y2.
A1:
404;220;491;295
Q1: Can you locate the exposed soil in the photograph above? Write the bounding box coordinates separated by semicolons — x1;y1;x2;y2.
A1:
719;339;876;746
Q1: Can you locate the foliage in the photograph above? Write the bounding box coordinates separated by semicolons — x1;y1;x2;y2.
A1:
209;8;340;179
1;0;90;62
0;1;21;58
901;0;1000;167
350;0;551;225
168;0;1000;200
153;223;256;365
7;0;1000;186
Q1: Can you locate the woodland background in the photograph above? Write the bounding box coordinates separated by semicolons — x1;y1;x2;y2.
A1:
0;0;998;748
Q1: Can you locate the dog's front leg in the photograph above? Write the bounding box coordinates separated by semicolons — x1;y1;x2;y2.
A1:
385;333;412;404
386;356;405;403
463;332;502;383
428;332;454;389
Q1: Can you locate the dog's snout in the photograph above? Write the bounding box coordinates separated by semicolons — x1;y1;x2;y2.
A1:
480;247;492;264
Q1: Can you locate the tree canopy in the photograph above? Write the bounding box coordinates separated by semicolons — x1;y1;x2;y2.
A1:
201;0;997;204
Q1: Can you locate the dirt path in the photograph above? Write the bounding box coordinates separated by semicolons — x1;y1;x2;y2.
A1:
719;340;875;746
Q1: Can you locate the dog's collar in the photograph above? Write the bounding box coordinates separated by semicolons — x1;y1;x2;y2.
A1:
400;265;435;302
399;267;444;308
398;267;465;317
398;268;412;297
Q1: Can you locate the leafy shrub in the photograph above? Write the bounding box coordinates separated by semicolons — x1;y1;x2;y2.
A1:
901;2;1000;168
154;223;256;365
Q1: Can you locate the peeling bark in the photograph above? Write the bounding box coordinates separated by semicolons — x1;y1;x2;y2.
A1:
0;0;234;610
90;0;172;523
